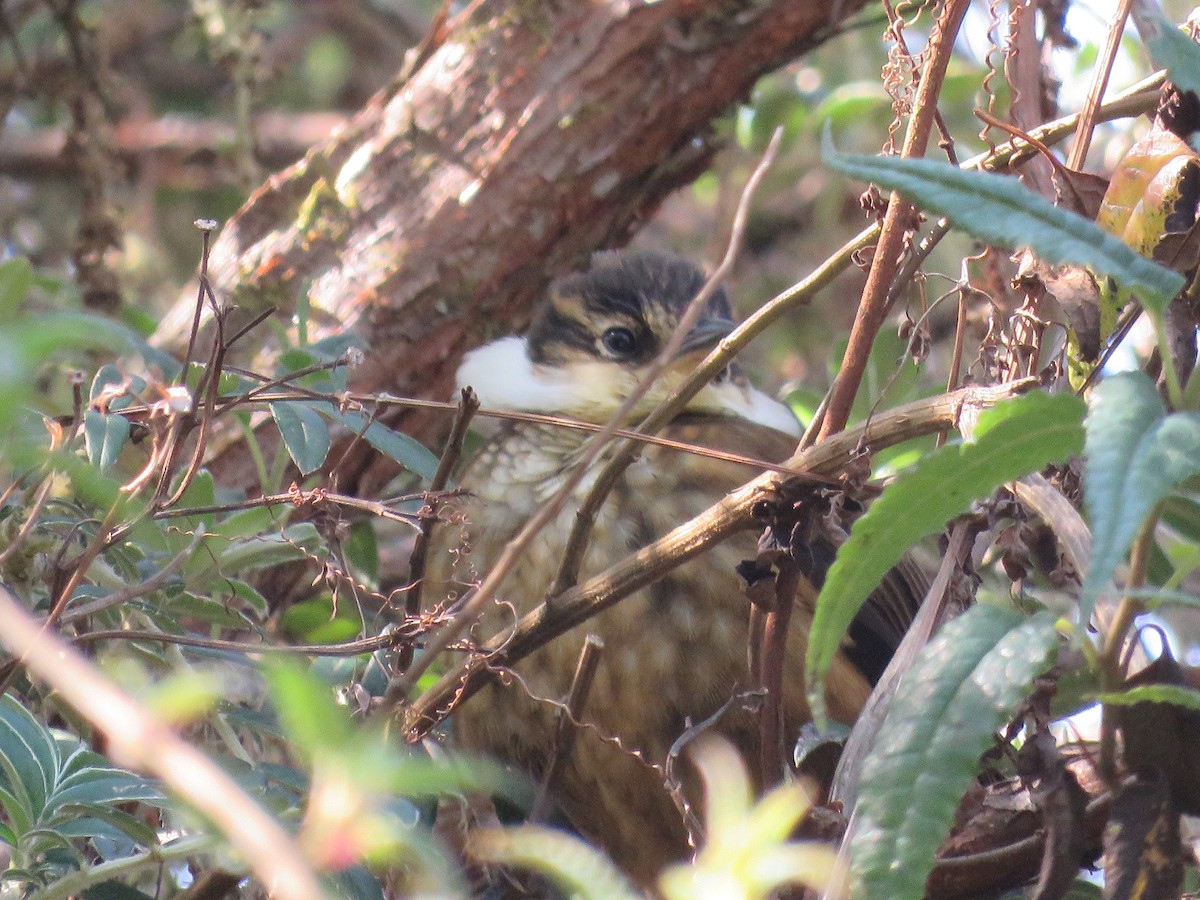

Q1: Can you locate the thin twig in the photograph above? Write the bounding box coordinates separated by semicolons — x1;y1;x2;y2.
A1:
0;476;55;568
405;380;1035;739
939;276;970;449
819;0;972;442
72;625;422;657
664;689;765;851
395;388;480;676
1067;0;1134;171
179;223;216;387
530;634;604;822
757;557;799;788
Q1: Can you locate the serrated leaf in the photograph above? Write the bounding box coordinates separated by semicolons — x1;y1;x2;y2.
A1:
806;392;1084;722
823;131;1186;315
1082;371;1200;626
1132;2;1200;96
270;401;332;476
849;606;1060;899
83;411;130;471
1097;683;1200;710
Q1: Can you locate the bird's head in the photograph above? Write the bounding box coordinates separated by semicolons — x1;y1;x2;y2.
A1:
456;251;800;436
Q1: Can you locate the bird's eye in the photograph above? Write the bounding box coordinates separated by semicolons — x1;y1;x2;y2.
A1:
600;326;638;358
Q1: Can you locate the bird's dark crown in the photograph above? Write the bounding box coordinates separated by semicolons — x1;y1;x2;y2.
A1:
455;249;800;435
527;250;735;367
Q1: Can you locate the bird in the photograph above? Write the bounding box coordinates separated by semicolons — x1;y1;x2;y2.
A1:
429;250;923;884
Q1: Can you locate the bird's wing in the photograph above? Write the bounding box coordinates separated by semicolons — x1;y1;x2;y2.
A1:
661;413;927;685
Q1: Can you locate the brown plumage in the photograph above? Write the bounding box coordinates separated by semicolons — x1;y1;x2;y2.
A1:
430;251;923;884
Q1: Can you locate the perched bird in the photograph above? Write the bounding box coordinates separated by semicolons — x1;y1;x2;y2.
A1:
431;251;922;883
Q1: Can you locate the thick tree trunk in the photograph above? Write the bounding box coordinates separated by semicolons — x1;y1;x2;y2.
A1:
156;0;870;494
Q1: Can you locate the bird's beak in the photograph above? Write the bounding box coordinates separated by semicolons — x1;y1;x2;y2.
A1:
672;317;735;360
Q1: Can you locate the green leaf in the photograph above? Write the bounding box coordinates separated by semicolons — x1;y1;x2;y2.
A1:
83;411;130;471
1082;371;1200;625
270;402;332;476
823;130;1187;315
262;660;354;757
0;696;59;824
226;579;270;618
214;522;320;572
1096;683;1200;710
1132;2;1200;96
210;505;283;542
330;408;439;480
806;392;1084;722
850;606;1061;899
0;257;32;324
345;521;379;583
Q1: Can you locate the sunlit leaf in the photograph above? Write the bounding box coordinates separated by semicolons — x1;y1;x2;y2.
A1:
823;130;1186;316
1082;371;1200;627
849;606;1060;899
271;401;332;476
806;392;1084;723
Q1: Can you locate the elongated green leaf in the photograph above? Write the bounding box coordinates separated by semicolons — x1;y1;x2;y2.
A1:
83;411;130;471
823;132;1186;315
330;408;439;480
0;696;58;824
1097;683;1200;710
850;606;1060;899
270;401;332;476
1082;371;1200;625
50;773;165;809
1132;2;1200;95
806;392;1084;722
55;807;159;849
215;522;321;572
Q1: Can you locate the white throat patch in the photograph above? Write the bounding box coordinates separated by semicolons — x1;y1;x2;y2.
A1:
457;335;802;437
